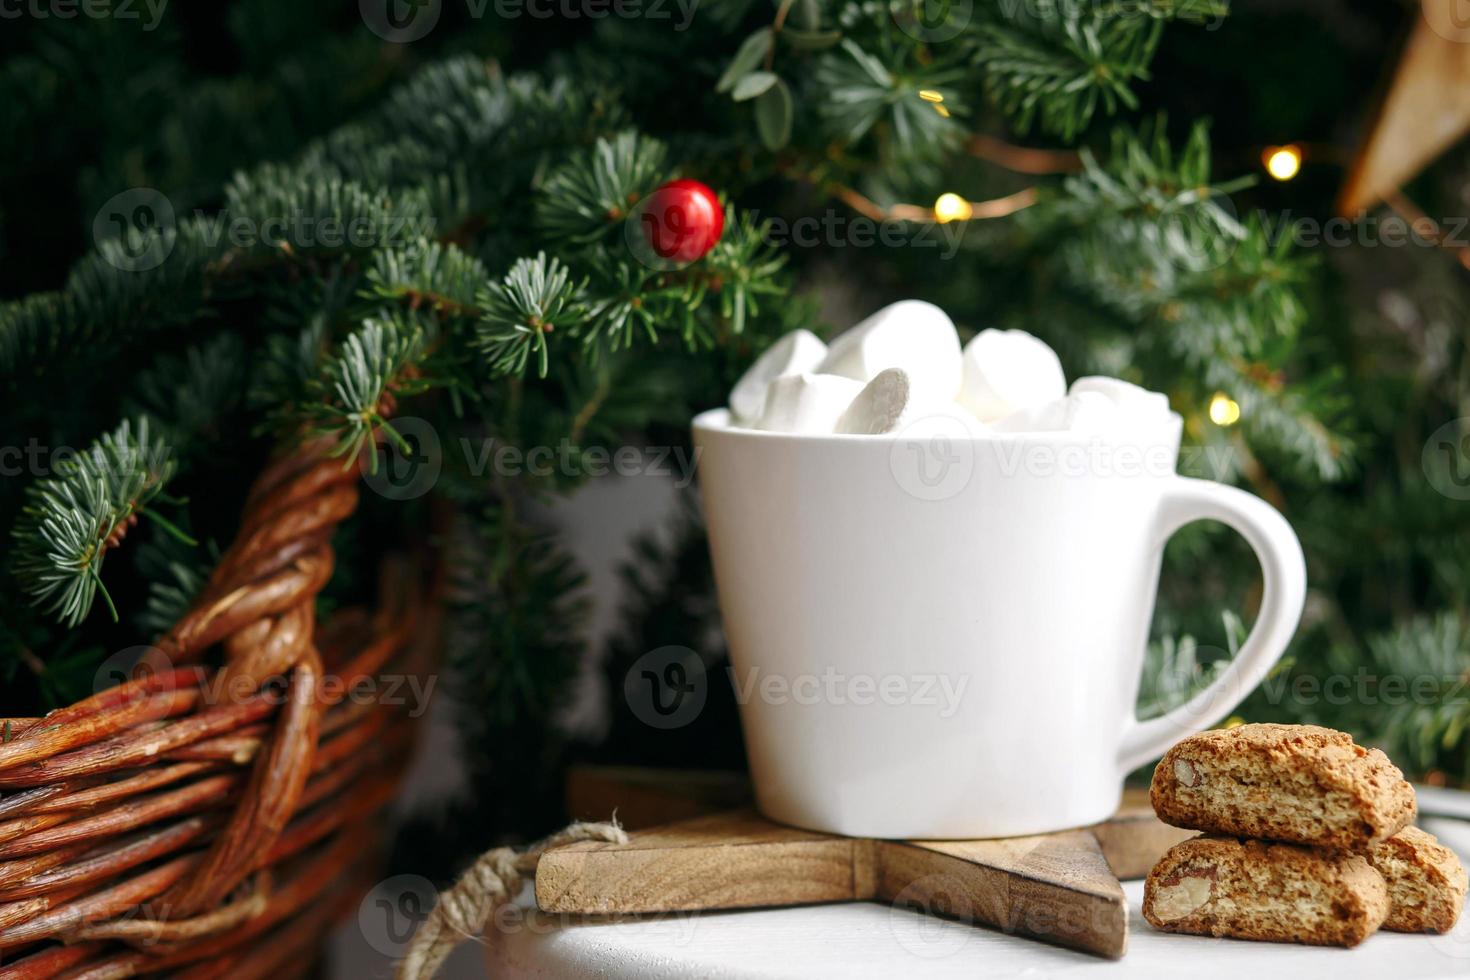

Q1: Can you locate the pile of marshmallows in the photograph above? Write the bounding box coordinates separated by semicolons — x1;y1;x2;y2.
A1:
729;300;1172;437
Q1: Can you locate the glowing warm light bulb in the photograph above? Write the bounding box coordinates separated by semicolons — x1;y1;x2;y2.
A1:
1262;145;1302;181
933;193;972;223
918;90;945;103
1209;392;1241;426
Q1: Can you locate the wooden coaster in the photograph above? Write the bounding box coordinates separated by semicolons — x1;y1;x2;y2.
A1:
543;767;1196;959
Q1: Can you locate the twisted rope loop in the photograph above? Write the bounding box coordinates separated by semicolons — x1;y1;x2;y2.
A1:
397;820;628;980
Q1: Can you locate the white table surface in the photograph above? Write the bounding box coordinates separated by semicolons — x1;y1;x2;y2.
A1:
484;817;1470;979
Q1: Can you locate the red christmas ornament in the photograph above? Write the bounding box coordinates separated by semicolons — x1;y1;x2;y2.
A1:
639;178;725;263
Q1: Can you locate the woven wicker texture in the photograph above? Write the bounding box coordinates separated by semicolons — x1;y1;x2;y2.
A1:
0;436;432;978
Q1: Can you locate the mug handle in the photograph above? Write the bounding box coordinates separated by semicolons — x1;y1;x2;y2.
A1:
1116;476;1307;774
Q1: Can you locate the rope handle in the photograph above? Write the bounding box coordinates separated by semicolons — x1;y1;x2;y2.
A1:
397;820;627;980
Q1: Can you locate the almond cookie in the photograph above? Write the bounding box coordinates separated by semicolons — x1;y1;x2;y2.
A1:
1151;723;1416;848
1143;835;1389;947
1366;826;1468;933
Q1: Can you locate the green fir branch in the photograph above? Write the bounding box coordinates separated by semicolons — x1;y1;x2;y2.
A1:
475;253;587;377
974;1;1228;139
535;131;670;244
10;418;187;627
303;313;432;465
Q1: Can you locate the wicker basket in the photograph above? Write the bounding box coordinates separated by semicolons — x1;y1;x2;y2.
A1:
0;435;436;978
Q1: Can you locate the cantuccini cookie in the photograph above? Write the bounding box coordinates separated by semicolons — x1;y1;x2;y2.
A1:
1143;835;1390;947
1150;723;1416;849
1366;826;1467;933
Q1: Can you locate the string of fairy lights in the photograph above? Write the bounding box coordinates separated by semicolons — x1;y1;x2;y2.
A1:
883;93;1326;430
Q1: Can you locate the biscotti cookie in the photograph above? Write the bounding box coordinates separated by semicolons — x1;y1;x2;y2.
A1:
1366;826;1468;933
1143;835;1389;947
1151;723;1416;848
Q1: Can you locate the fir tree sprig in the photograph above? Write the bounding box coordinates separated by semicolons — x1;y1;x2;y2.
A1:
10;418;191;627
974;0;1229;139
702;208;788;338
303;313;433;466
475;253;587;377
813;38;964;165
535;131;670;244
365;238;488;316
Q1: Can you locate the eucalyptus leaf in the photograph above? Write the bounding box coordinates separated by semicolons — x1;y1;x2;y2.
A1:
754;77;793;150
732;71;779;102
716;28;774;94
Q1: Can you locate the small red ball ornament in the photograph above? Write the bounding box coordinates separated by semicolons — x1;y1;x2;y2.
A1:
639;179;725;263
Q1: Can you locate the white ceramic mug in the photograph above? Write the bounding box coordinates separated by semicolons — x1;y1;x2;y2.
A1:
692;407;1306;840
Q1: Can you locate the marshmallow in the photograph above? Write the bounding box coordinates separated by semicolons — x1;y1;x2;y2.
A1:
835;369;988;437
835;369;914;434
1069;376;1170;417
991;391;1117;433
958;328;1066;422
754;373;865;433
729;329;828;423
816;300;962;400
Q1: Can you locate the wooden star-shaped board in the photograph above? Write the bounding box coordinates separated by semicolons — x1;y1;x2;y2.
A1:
535;774;1192;960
